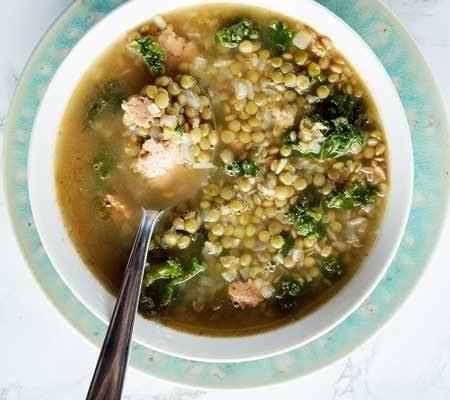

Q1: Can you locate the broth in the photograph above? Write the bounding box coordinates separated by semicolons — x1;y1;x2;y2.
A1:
55;4;388;336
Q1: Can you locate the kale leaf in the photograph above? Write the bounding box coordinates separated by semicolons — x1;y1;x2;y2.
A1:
322;181;379;209
274;276;305;312
139;280;176;317
313;94;368;159
349;181;380;207
224;160;260;177
129;35;166;75
87;80;124;123
266;21;293;52
175;125;184;137
142;257;183;287
315;94;368;132
172;258;206;285
321;257;344;281
316;116;365;160
285;94;368;160
92;148;114;180
216;18;260;48
139;256;207;317
287;197;322;237
281;232;295;257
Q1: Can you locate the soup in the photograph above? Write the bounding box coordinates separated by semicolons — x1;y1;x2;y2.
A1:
55;4;388;336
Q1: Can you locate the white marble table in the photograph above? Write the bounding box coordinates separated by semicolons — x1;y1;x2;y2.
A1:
1;1;449;398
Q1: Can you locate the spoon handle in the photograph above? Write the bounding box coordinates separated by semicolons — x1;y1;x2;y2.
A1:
86;209;161;400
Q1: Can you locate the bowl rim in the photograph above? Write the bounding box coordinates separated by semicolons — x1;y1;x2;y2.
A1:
27;0;413;362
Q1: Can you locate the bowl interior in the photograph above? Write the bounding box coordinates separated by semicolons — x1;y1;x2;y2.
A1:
28;0;413;362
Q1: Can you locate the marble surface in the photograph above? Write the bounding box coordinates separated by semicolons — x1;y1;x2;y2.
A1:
1;0;450;398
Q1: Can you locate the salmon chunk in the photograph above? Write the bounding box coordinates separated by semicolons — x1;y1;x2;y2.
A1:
157;25;198;66
135;138;184;179
121;96;162;128
228;279;264;309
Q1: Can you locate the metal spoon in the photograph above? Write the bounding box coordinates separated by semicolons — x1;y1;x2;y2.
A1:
86;208;163;400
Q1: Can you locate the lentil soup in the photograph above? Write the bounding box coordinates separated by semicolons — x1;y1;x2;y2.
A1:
55;4;389;336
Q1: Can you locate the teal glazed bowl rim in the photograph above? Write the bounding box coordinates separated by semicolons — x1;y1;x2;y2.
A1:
4;0;450;388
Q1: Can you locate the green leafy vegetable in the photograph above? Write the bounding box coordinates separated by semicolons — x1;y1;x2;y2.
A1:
315;116;365;160
282;117;364;161
348;181;380;207
322;181;379;209
314;94;368;158
216;18;260;48
321;257;344;281
142;257;183;287
274;277;305;312
139;280;175;316
315;94;368;132
224;160;260;177
172;258;206;285
175;125;184;137
139;257;207;317
87;80;124;123
92;148;114;180
129;35;166;75
266;20;293;52
287;197;322;237
281;233;295;256
285;94;368;160
321;189;347;209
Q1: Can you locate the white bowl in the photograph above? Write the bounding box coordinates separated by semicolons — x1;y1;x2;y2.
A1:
28;0;413;362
